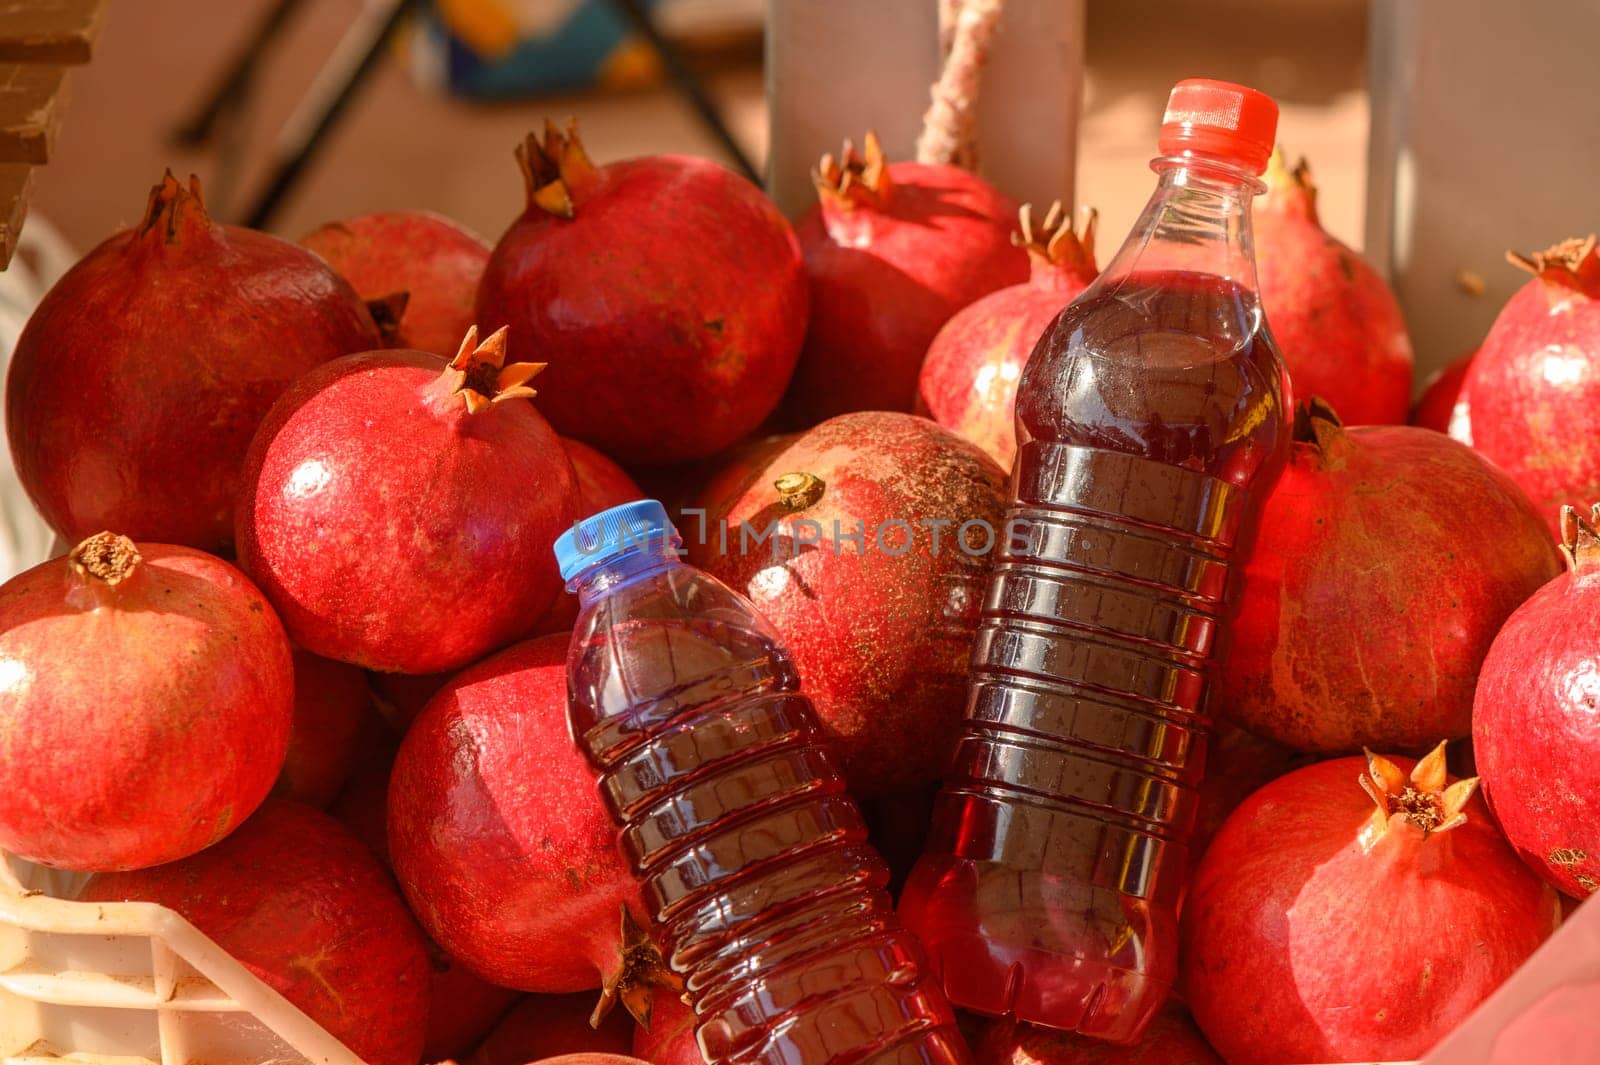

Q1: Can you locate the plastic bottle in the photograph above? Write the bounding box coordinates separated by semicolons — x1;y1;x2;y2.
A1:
554;500;971;1065
898;79;1292;1043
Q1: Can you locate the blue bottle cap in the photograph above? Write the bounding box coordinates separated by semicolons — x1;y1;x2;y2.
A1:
553;499;681;583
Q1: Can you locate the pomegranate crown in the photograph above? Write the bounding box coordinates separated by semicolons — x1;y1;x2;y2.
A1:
593;905;683;1030
1560;503;1600;572
68;532;142;586
1507;235;1600;299
1358;741;1479;850
138;170;212;244
515;118;597;220
1263;145;1318;220
812;131;892;211
1013;201;1098;276
443;325;544;414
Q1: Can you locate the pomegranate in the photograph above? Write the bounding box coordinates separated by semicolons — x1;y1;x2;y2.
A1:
301;209;491;358
273;648;370;807
236;326;578;673
786;133;1028;424
1254;150;1412;425
687;411;1008;796
1191;722;1306;869
535;437;644;635
388;633;677;1016
632;992;701;1065
1473;503;1600;899
82;800;431;1065
1460;237;1600;532
476;120;807;465
472;994;637;1065
5;172;377;552
1181;744;1561;1065
534;1057;650;1065
0;532;292;871
975;1003;1221;1064
368;669;453;733
917;202;1098;468
1412;348;1477;438
329;714;399;863
1218;400;1562;753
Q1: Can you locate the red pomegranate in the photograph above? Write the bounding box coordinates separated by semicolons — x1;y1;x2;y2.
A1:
301;209;490;358
1218;401;1562;753
0;533;292;871
388;633;677;1015
632;992;700;1065
1473;504;1600;899
535;437;644;635
1181;745;1560;1065
82;801;431;1065
1191;722;1306;869
329;714;399;863
273;648;371;807
534;1057;651;1065
687;411;1008;796
1254;150;1412;425
1412;349;1477;438
472;994;637;1065
918;202;1098;468
367;669;453;733
5;172;377;553
786;133;1028;424
975;1003;1221;1064
476;120;807;465
1460;237;1600;533
236;327;577;673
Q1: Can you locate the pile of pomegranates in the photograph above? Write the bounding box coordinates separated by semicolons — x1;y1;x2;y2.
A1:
0;112;1596;1065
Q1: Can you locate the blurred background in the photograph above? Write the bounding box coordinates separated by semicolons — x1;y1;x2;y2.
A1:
30;0;1369;253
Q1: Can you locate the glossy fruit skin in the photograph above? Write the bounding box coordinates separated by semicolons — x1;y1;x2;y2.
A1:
1191;722;1306;871
388;633;643;990
1473;549;1600;899
273;648;371;807
631;992;701;1065
687;411;1008;796
236;348;577;673
534;436;643;635
918;252;1094;469
477;153;807;466
788;163;1028;423
0;540;293;871
1218;415;1562;753
1460;256;1600;534
472;994;636;1065
6;175;378;553
1254;160;1412;426
975;1004;1221;1064
1181;757;1560;1065
1411;349;1476;437
82;801;432;1065
302;209;491;358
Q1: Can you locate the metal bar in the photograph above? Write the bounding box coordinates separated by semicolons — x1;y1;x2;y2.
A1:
172;0;309;146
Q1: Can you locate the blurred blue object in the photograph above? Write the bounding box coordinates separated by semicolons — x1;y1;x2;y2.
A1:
414;0;666;99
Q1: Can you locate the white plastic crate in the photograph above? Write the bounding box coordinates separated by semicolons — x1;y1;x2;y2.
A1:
0;851;361;1065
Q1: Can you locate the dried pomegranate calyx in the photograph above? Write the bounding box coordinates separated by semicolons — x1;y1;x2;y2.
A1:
443;325;544;414
592;905;683;1030
1559;503;1600;572
1013;200;1098;278
138;170;211;245
1263;146;1319;221
516;118;598;220
1507;235;1600;299
774;471;826;510
813;132;893;212
69;532;142;586
1359;741;1478;845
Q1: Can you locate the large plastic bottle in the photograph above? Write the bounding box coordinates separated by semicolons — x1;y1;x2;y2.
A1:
554;500;971;1065
899;79;1292;1043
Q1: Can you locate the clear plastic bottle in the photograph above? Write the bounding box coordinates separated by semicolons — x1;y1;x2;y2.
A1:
898;79;1292;1043
555;500;971;1065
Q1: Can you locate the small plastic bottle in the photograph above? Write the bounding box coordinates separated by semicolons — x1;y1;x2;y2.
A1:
899;79;1293;1043
555;500;971;1065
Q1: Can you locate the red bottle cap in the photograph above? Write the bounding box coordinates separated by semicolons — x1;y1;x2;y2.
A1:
1158;79;1279;175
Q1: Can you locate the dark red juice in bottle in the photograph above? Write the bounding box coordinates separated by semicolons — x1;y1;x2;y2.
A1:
899;80;1292;1044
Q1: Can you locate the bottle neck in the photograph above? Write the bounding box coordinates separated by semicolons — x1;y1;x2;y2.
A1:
1095;154;1265;295
570;546;681;606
